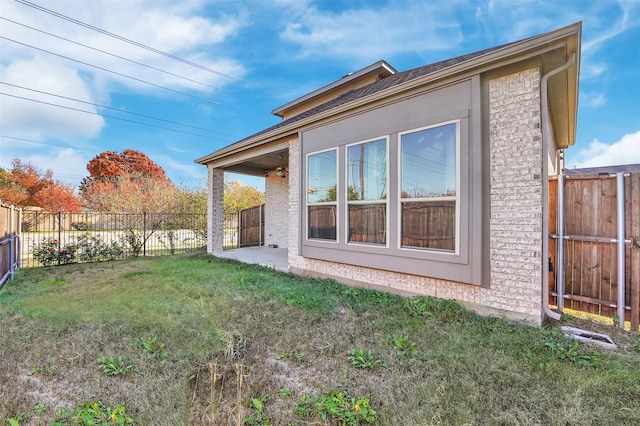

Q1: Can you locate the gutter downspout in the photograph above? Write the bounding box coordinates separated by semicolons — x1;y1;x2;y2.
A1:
541;52;576;322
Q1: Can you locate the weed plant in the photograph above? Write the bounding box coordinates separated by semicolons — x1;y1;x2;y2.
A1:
1;253;639;425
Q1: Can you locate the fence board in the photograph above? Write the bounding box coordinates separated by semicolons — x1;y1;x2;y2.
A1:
239;204;264;247
0;204;20;288
550;172;640;330
630;173;640;330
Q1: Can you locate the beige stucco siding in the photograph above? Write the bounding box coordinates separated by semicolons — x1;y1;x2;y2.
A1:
288;67;544;323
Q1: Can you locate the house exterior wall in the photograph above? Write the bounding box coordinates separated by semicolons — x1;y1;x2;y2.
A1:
265;173;289;248
207;165;225;254
289;67;544;324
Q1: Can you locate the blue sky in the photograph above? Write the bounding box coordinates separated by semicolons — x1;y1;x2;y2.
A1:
1;0;639;192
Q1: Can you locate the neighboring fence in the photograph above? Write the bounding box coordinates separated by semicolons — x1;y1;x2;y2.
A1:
0;204;21;288
222;204;265;249
549;172;640;330
20;211;207;268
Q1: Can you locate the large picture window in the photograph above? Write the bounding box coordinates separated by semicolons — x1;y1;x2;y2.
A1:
346;138;387;245
307;149;337;240
400;122;458;252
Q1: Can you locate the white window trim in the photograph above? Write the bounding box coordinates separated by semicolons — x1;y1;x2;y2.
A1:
305;147;339;243
344;136;389;247
397;119;461;255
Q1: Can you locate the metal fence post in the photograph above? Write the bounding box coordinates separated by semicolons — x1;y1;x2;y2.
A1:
617;172;626;328
17;207;22;269
57;211;62;266
9;205;15;281
143;212;147;257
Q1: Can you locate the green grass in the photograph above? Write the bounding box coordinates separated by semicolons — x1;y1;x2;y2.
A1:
1;252;639;425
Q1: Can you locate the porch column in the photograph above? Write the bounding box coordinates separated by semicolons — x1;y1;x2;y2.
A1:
207;165;225;254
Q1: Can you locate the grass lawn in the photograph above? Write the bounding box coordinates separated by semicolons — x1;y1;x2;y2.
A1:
1;252;639;425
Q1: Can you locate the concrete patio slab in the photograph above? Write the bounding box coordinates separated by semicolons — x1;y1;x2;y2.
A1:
215;246;288;272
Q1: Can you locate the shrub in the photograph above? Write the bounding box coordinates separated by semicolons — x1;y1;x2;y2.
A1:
32;238;76;266
75;233;123;262
71;222;91;231
120;232;143;257
32;234;123;266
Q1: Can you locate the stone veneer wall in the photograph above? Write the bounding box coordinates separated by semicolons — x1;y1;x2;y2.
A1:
265;173;289;248
287;68;545;323
207;165;225;254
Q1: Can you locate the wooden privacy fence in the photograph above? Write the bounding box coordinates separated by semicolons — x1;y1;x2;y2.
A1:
549;172;640;330
238;204;265;248
0;204;21;288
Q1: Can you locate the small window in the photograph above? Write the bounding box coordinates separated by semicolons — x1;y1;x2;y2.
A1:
346;138;387;244
307;149;337;241
400;122;458;252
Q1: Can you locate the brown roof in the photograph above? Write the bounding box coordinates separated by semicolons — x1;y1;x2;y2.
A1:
229;39;524;146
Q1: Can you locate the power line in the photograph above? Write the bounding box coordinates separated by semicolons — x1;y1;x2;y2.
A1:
0;135;99;153
1;82;237;139
0;135;202;168
0;92;219;139
0;136;184;181
14;0;246;84
0;36;221;105
0;17;222;92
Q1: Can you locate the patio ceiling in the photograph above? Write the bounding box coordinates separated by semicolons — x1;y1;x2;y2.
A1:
222;147;289;177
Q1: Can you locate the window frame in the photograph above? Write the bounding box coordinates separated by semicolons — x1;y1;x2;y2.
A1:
305;148;339;243
298;78;481;285
345;136;389;247
397;120;461;255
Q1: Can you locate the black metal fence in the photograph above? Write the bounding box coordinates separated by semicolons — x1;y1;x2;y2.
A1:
21;211;207;268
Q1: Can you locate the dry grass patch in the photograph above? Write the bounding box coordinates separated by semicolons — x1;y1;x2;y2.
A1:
1;252;639;425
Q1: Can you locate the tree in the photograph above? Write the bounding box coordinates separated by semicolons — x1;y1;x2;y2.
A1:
79;150;174;213
0;159;82;211
224;180;265;216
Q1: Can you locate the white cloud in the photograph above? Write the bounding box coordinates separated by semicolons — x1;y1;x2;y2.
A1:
569;131;640;169
582;92;606;108
280;3;463;62
29;148;90;187
582;1;636;53
0;0;247;94
0;147;90;189
0;57;105;139
582;63;607;79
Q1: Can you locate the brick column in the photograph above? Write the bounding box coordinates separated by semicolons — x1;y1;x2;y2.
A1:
207;165;224;254
485;68;544;319
288;138;300;264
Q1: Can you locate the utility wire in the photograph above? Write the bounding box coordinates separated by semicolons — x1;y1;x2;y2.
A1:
1;82;237;139
1;92;219;139
1;135;99;153
0;136;183;171
0;17;222;92
0;36;221;105
14;0;245;84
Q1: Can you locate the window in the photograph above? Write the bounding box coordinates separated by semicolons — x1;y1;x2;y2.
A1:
400;122;458;252
300;81;478;284
346;138;387;244
307;149;337;240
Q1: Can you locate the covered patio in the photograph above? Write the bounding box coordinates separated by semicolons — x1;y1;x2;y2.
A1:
215;246;289;272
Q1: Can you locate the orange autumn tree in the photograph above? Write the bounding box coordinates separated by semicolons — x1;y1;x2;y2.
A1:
0;159;82;211
79;149;179;255
79;149;177;213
